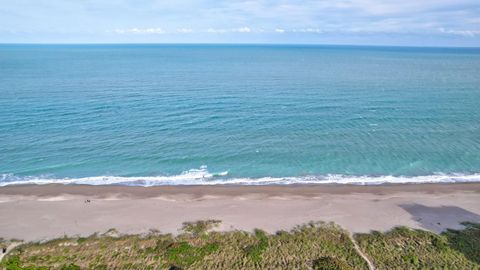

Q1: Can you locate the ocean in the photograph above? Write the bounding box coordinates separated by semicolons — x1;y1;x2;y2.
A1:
1;44;480;186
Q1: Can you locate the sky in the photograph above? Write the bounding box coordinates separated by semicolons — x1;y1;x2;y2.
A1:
0;0;479;46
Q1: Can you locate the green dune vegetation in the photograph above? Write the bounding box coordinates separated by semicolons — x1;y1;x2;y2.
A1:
354;222;480;270
1;221;479;270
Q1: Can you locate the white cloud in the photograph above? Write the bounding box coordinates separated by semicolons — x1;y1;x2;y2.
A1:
438;28;480;37
206;28;227;33
115;28;165;34
2;0;480;45
204;0;480;38
176;28;193;33
467;18;480;24
111;24;480;38
293;28;323;33
236;27;251;33
205;27;251;33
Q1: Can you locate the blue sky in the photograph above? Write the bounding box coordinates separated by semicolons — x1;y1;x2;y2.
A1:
1;0;479;46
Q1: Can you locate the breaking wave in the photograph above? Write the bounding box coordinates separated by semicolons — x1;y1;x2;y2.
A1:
1;166;480;186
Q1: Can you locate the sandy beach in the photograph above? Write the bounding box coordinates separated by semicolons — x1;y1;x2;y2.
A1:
0;183;479;242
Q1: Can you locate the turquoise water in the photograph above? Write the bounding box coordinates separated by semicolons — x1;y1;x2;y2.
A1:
1;44;480;185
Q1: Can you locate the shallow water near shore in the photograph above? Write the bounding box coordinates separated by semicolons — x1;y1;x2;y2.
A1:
1;44;480;186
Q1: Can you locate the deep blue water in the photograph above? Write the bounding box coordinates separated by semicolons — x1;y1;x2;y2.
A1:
1;44;480;185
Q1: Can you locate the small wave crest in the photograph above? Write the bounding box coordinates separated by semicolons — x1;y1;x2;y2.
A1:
1;167;480;186
0;166;229;186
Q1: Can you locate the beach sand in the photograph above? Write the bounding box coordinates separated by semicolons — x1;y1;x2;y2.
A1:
0;183;479;242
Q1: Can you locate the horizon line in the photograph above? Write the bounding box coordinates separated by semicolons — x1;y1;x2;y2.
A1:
0;42;480;49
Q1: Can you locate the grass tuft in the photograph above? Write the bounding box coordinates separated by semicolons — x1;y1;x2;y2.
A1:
355;225;480;269
181;220;221;236
442;222;480;264
244;229;268;263
312;256;353;270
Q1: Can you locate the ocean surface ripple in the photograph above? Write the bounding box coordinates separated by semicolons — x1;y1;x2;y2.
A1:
1;45;480;186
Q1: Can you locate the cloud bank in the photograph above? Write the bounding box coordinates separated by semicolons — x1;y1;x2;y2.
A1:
0;0;479;45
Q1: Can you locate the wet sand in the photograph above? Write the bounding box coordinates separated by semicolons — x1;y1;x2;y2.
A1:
0;183;479;242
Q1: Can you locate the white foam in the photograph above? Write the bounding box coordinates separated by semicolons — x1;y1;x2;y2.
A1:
1;169;480;187
37;196;71;202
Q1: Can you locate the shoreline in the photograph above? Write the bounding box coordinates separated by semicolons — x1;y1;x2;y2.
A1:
1;182;479;197
1;183;479;242
2;172;479;187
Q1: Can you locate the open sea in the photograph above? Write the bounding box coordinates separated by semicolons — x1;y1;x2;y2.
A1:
1;44;480;186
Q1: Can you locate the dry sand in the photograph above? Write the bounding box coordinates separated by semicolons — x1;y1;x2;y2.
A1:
0;183;479;242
